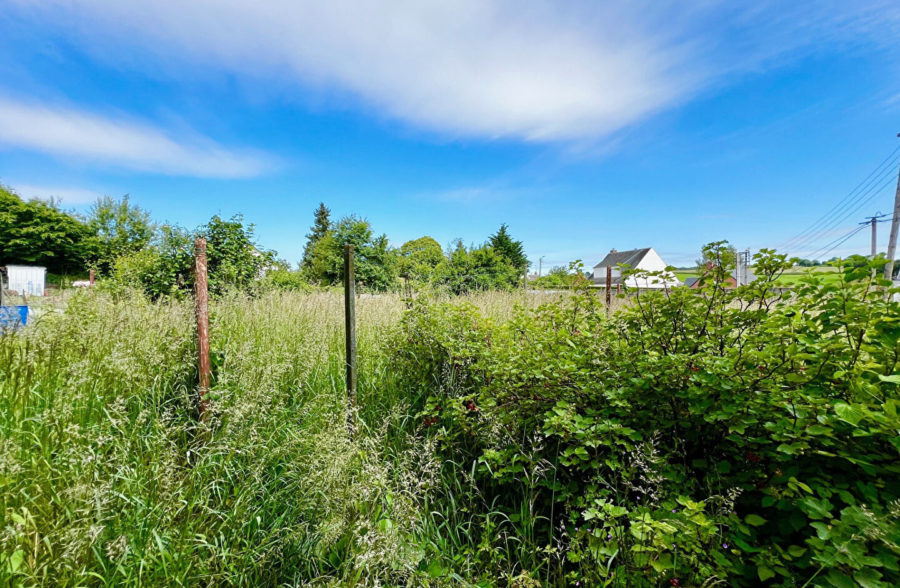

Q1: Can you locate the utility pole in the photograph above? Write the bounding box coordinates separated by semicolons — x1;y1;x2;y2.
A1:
744;249;750;285
861;214;888;278
871;216;878;258
861;214;887;258
883;134;900;280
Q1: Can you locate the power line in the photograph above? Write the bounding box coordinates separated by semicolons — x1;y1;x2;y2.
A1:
780;147;900;249
780;146;900;250
788;169;898;253
805;224;867;260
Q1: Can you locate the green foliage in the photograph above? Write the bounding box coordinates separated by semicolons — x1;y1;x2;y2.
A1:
0;185;94;273
531;263;586;289
396;246;900;585
86;195;155;274
489;223;529;274
0;291;426;585
109;224;193;299
696;239;738;271
201;214;273;295
398;236;444;283
108;216;269;299
301;202;331;272
8;234;900;585
259;267;313;292
433;239;520;294
302;214;398;291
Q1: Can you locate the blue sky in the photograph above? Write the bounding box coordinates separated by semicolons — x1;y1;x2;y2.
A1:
2;1;900;268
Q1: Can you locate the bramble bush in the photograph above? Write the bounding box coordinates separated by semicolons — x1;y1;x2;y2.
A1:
396;244;900;586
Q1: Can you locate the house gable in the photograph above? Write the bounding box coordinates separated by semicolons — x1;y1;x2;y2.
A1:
592;247;679;289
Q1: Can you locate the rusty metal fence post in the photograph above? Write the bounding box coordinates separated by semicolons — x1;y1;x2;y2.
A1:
344;244;357;436
194;238;211;419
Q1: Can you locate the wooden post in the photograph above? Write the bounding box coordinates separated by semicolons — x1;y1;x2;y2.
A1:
344;244;357;434
89;269;95;286
194;238;211;419
606;265;612;316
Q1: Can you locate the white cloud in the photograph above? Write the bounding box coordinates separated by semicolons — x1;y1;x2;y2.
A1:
7;1;899;143
9;184;104;205
0;97;272;177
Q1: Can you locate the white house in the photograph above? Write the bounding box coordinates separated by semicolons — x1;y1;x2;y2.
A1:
3;265;46;297
592;248;680;289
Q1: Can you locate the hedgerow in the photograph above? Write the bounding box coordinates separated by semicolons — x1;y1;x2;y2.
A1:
397;245;900;586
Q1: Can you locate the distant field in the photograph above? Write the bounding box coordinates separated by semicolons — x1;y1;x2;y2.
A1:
674;266;841;286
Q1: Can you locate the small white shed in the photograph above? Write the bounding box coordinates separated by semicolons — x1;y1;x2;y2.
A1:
5;265;47;296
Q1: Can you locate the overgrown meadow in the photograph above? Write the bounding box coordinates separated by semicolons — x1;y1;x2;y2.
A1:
2;250;899;586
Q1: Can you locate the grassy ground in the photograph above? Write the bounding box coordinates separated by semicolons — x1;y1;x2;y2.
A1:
0;288;562;585
2;276;896;585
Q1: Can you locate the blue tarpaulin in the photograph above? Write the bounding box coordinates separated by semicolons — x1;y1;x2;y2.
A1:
0;306;28;333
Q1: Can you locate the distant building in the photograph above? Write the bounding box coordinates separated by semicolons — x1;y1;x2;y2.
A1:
2;265;46;297
592;248;680;289
685;259;756;289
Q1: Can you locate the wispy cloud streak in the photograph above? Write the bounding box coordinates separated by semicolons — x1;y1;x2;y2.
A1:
6;1;900;143
0;97;272;177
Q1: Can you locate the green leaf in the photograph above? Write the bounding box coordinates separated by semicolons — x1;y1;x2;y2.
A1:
811;521;831;540
805;424;832;436
787;545;807;558
801;497;833;520
853;567;885;588
787;477;813;494
745;514;767;527
426;560;444;578
834;402;864;426
758;565;776;581
7;549;23;574
877;374;900;384
650;553;673;572
825;569;857;588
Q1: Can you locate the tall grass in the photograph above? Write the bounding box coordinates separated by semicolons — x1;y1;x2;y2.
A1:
1;288;563;585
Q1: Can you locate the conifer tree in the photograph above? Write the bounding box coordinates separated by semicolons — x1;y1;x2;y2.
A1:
489;224;529;274
301;202;332;271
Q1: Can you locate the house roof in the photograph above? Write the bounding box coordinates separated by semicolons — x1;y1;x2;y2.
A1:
684;277;700;287
593;248;652;269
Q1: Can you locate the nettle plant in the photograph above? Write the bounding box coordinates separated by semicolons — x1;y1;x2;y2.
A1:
397;244;900;586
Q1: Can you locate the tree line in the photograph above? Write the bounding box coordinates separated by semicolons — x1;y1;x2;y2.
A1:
299;202;528;294
1;186;530;296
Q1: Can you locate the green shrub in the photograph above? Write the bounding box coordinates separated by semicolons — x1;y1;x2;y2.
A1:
396;249;900;586
258;268;313;292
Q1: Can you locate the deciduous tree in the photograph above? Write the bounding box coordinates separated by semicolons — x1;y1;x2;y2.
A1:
87;195;155;274
0;185;94;274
